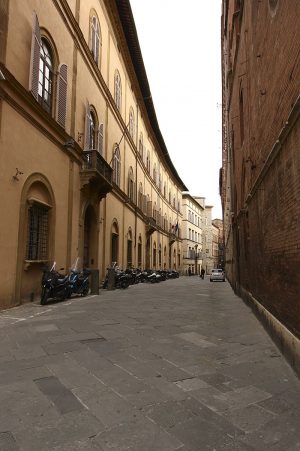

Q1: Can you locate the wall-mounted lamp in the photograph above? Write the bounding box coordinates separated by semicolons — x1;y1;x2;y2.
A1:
77;132;84;143
12;168;23;181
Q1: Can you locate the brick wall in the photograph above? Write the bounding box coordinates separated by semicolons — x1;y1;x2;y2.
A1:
222;0;300;337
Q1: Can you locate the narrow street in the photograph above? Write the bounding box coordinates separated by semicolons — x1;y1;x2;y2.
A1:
0;277;299;451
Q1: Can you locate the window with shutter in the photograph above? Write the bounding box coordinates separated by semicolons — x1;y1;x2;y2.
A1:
56;64;68;128
91;15;101;65
114;71;122;111
38;39;53;113
29;12;41;100
98;123;104;155
128;167;134;201
129;108;135;139
113;146;121;186
139;133;143;157
84;102;91;150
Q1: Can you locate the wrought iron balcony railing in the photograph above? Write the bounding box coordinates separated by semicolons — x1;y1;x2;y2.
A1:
80;149;113;197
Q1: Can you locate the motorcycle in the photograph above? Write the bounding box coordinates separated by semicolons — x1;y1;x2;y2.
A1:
67;258;90;298
40;262;69;305
102;266;131;289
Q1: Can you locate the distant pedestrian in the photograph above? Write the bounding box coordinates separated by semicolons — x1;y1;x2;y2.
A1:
188;267;192;277
200;268;205;279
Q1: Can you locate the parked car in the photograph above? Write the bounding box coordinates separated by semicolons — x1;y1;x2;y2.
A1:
210;269;225;282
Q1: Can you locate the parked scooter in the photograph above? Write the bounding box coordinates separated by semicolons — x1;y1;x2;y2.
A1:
102;266;131;289
67;258;90;298
40;262;69;305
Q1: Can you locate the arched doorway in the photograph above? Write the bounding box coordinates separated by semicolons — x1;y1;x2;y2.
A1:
127;229;133;268
146;237;151;269
137;235;142;268
16;174;55;304
83;205;97;268
111;221;119;265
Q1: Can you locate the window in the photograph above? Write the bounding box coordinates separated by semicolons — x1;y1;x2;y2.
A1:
114;70;122;111
129;108;135;139
138;183;143;210
30;13;68;126
139;133;143;158
153;163;157;183
112;145;121;186
26;203;49;260
128;167;135;202
38;39;53;113
89;111;96;149
84;104;104;154
146;150;151;172
163;182;166;198
90;15;101;65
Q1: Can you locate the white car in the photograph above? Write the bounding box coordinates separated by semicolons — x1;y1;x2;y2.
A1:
210;269;225;282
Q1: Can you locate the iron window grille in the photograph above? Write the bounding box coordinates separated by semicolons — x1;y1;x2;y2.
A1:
26;203;49;260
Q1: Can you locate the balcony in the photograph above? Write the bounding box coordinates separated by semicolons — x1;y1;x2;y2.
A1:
146;217;157;236
80;150;113;198
169;232;176;245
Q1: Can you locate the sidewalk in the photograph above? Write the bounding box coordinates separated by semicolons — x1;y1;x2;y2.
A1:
0;277;299;450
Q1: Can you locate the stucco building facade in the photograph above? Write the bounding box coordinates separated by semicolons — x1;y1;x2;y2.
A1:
181;193;204;275
221;0;300;348
0;0;186;309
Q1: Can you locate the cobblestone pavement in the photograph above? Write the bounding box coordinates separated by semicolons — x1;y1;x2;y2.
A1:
0;276;299;451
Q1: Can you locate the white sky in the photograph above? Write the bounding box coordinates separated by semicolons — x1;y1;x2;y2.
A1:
129;0;223;219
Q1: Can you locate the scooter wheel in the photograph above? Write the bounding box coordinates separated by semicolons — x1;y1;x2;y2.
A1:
81;284;90;296
40;288;50;305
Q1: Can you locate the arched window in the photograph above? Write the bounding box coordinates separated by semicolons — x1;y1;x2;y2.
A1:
153;163;157;183
138;183;143;210
30;13;68;126
112;145;121;186
139;133;143;159
146;150;151;172
84;104;104;154
128;167;135;202
90;15;101;65
114;70;122;111
38;39;53;113
129;108;135;139
89;111;96;150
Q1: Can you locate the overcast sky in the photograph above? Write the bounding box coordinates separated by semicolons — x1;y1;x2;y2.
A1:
129;0;223;218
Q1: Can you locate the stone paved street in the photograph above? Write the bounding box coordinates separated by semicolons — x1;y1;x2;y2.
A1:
0;276;299;451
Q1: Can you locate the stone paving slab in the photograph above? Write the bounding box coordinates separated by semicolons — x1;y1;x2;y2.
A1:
0;277;299;450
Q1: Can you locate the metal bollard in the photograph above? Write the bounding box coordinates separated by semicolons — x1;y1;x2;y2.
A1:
89;269;99;295
107;267;115;290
